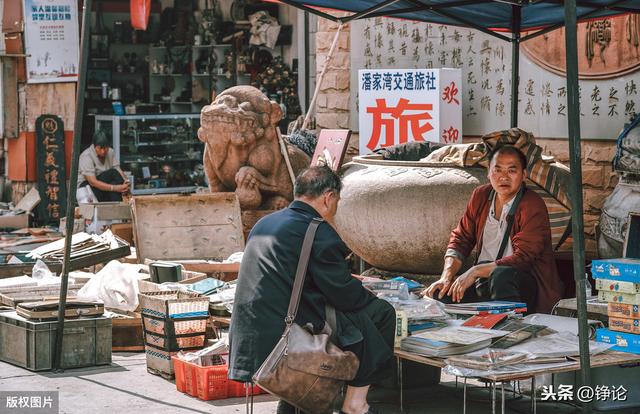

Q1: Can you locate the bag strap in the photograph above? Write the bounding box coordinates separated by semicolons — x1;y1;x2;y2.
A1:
285;217;324;325
495;186;524;261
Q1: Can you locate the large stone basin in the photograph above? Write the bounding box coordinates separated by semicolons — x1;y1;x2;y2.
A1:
335;154;489;274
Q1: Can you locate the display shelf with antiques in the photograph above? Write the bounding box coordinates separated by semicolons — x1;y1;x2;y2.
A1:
86;2;161;114
82;0;301;143
94;114;206;195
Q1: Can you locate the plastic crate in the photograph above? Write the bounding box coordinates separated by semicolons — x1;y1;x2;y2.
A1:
0;311;111;371
172;357;264;401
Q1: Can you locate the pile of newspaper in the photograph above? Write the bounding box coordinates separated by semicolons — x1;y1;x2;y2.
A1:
26;231;119;261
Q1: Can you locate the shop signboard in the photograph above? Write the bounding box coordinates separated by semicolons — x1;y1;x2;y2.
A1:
358;68;462;154
35;115;67;225
23;0;79;84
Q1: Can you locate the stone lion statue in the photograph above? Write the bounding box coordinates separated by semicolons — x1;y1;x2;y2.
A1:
198;86;310;210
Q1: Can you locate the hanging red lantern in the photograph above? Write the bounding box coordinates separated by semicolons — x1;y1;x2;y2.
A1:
130;0;151;30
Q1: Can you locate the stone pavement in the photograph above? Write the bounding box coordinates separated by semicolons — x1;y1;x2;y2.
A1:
0;353;637;414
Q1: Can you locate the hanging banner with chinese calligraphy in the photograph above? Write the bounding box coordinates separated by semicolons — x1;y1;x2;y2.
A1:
358;68;462;154
23;0;79;83
350;16;639;140
36;115;67;225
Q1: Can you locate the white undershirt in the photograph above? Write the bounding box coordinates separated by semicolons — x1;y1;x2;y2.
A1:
477;194;515;263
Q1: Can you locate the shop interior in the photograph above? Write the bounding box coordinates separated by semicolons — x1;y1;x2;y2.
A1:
84;0;301;194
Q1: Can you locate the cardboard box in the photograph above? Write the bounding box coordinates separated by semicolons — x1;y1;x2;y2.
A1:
592;258;640;283
78;202;132;221
595;278;640;294
608;302;640;319
0;187;40;230
595;328;640;354
608;317;640;334
111;223;133;245
599;290;640;305
0;214;29;230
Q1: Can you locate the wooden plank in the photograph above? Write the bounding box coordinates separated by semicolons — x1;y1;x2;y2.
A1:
131;193;245;263
24;83;76;132
2;59;18;138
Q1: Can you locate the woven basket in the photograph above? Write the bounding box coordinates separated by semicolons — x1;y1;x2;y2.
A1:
138;291;209;319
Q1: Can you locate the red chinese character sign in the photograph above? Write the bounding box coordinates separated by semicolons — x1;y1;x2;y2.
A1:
358;69;462;153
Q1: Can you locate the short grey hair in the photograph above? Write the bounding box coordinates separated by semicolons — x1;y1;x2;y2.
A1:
294;166;342;198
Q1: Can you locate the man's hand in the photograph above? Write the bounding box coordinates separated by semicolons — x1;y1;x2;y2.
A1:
422;277;453;299
449;262;496;302
114;182;130;193
449;270;477;302
421;255;463;300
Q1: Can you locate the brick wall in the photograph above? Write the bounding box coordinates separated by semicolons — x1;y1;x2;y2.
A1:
315;12;351;129
538;138;618;252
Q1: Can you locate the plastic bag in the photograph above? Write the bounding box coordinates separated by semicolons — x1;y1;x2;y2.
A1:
77;260;147;312
363;281;410;301
31;260;60;286
130;0;151;30
391;295;449;321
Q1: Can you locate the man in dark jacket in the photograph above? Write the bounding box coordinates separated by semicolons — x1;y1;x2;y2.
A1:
229;166;395;414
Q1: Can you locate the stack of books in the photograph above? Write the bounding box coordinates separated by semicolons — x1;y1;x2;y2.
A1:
400;326;508;357
444;301;527;316
592;258;640;354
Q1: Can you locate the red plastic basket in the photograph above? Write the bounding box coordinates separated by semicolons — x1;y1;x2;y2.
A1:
172;357;265;401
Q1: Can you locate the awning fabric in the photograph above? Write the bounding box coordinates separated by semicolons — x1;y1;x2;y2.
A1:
279;0;640;32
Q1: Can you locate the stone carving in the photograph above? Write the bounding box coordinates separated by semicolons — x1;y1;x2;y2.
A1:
597;174;640;258
522;15;640;79
198;86;310;210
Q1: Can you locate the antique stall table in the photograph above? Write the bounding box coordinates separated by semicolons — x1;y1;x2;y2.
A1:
395;349;640;414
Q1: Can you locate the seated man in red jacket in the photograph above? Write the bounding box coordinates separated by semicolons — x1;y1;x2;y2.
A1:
422;145;563;313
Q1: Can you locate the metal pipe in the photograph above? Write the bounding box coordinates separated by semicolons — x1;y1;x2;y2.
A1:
53;0;92;371
304;11;310;113
564;1;592;411
510;4;521;128
342;0;403;24
402;1;512;42
277;0;340;22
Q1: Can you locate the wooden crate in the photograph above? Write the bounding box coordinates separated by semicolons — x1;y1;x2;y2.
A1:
131;193;244;265
112;314;145;352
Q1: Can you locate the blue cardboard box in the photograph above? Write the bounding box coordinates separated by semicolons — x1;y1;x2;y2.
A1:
591;258;640;283
595;328;640;354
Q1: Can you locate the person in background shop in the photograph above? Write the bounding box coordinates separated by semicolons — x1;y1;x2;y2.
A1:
421;145;563;314
229;166;395;414
77;130;129;201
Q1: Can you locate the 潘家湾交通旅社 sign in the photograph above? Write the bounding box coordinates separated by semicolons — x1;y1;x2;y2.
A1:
358;68;462;154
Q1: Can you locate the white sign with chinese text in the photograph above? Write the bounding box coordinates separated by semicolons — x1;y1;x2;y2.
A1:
23;0;79;84
358;68;462;154
351;18;639;139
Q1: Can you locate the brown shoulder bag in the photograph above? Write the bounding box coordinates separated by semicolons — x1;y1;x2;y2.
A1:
252;217;360;414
